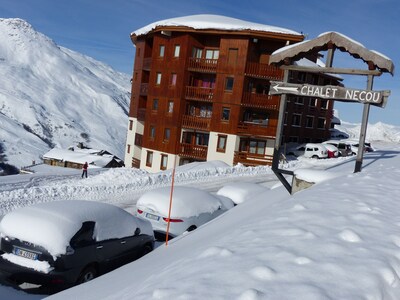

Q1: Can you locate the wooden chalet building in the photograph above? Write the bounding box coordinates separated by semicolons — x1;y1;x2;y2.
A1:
124;15;340;171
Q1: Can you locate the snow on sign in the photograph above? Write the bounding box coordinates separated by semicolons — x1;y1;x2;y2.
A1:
269;81;390;107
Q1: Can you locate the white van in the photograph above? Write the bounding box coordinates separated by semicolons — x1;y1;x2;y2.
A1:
288;143;328;159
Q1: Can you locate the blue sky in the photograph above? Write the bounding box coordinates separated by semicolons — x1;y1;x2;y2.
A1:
1;0;399;125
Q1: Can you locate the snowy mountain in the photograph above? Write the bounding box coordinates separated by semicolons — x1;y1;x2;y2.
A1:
0;18;131;168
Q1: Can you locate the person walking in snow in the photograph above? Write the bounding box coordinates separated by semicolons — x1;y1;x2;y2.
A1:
81;162;88;178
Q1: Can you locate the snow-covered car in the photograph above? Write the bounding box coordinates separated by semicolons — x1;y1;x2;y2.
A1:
287;143;328;159
136;186;233;239
0;200;154;289
346;140;374;155
323;140;353;157
323;143;339;158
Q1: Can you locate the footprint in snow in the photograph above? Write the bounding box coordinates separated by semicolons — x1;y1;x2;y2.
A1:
238;288;264;300
338;229;362;243
249;266;276;281
198;246;233;258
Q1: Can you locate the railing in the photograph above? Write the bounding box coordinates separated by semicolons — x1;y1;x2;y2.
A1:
185;86;214;102
241;93;280;109
140;83;148;96
131;157;140;169
179;143;208;160
237;122;277;137
234;151;273;166
181;115;211;130
245;62;283;80
137;108;146;121
142;58;152;71
188;57;218;73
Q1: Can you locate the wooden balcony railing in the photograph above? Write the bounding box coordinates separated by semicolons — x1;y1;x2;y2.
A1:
185;86;214;102
142;57;152;71
140;83;148;96
237;122;277;137
131;157;141;169
188;57;218;73
245;62;283;80
179;143;208;160
234;151;273;167
242;93;280;109
181;115;211;130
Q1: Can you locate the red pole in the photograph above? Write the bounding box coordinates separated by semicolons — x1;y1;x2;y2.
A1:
165;153;177;246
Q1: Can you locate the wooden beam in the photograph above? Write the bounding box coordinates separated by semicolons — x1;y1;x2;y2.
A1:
280;65;383;76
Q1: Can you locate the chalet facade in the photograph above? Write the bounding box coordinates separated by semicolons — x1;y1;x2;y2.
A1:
124;15;340;171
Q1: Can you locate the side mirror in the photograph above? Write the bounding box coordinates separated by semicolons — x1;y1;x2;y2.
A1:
134;227;141;236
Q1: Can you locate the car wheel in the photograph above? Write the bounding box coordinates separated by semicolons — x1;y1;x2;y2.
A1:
76;265;97;285
187;225;197;232
312;155;319;159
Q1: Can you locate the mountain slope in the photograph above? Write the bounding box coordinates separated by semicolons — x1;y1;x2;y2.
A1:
0;18;131;167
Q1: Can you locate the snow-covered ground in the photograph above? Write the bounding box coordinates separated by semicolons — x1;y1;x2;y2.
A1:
1;134;400;299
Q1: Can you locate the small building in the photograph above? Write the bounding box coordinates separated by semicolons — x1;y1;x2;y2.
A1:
43;145;124;169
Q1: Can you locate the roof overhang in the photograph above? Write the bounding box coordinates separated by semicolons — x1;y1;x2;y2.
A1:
270;31;394;75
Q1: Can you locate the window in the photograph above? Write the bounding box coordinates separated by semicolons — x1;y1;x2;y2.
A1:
309;98;317;107
129;120;133;130
70;222;95;248
156;73;162;85
295;97;304;105
292;114;301;127
249;140;266;155
222;107;230;121
160;154;168;170
159;45;165;57
146;151;153;167
152;99;158;111
225;77;234;91
243;110;269;126
164;128;171;141
320;99;329;109
306;116;314;128
195;133;209;146
217;135;227;153
167;100;174;114
149;126;155;139
174;45;180;57
127;144;131;154
170;73;177;86
317;118;325;129
205;49;219;59
192;47;203;58
228;48;238;66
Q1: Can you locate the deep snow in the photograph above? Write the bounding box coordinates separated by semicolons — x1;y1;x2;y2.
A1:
0;122;400;299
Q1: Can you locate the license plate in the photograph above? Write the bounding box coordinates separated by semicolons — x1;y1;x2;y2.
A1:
146;212;160;221
13;247;39;260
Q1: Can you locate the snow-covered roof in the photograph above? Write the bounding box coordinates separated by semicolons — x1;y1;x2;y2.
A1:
0;200;150;257
43;148;118;168
132;14;302;38
270;31;394;75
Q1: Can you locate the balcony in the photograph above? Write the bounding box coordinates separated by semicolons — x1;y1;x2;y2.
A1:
182;115;211;131
179;143;208;160
245;62;283;80
237;122;277;138
234;151;273;167
142;57;152;71
185;86;214;102
137;108;146;121
188;57;218;73
242;93;280;109
139;83;148;96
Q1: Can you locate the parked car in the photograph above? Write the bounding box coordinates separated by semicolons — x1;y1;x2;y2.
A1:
0;200;154;289
287;143;328;159
136;186;233;239
323;143;339;158
346;140;374;155
323;140;353;157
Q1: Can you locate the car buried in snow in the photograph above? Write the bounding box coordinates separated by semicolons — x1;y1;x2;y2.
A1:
136;186;234;240
0;200;154;290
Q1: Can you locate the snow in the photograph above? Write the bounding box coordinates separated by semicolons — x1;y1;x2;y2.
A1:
136;186;223;218
0;200;149;257
1;254;53;274
216;182;268;204
0;122;399;299
132;14;302;37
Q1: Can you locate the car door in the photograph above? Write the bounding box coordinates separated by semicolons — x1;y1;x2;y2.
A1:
113;228;146;265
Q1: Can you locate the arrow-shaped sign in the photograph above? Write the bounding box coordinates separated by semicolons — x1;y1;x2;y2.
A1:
272;83;299;93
